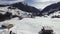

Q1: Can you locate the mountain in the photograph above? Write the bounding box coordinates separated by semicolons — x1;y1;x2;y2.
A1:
0;7;33;21
0;4;9;7
0;2;41;21
40;2;60;16
0;2;41;16
10;2;40;16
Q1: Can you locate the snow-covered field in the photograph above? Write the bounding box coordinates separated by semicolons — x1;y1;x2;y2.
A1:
0;17;60;34
0;7;60;34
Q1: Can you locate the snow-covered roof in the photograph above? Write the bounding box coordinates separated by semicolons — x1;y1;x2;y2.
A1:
2;23;14;29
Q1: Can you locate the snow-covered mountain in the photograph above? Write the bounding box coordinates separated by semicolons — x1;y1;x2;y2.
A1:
0;2;40;16
0;2;41;21
40;2;60;17
0;6;33;21
1;2;60;21
0;1;60;34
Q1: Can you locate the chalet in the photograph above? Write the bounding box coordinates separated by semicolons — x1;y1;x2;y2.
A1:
41;26;54;34
0;23;16;34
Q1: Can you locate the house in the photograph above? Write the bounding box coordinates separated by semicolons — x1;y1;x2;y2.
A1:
41;26;54;34
0;23;16;34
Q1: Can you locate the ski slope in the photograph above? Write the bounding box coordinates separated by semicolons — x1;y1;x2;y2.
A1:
0;17;60;34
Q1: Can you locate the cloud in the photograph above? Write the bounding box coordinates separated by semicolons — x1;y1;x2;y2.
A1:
1;0;16;1
29;0;60;9
0;0;60;9
32;0;60;2
30;3;52;9
0;0;24;1
32;0;50;2
0;0;24;4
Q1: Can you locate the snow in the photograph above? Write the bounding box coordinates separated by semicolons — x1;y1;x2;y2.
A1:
0;17;60;34
41;26;53;30
0;7;60;34
0;28;10;34
0;7;32;18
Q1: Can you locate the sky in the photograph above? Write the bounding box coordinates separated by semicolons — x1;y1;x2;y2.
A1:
0;0;60;9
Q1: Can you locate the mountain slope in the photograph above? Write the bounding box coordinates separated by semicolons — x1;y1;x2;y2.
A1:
0;2;41;21
0;2;41;16
41;2;60;16
10;2;40;16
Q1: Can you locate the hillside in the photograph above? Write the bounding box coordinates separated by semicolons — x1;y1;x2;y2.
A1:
41;2;60;16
